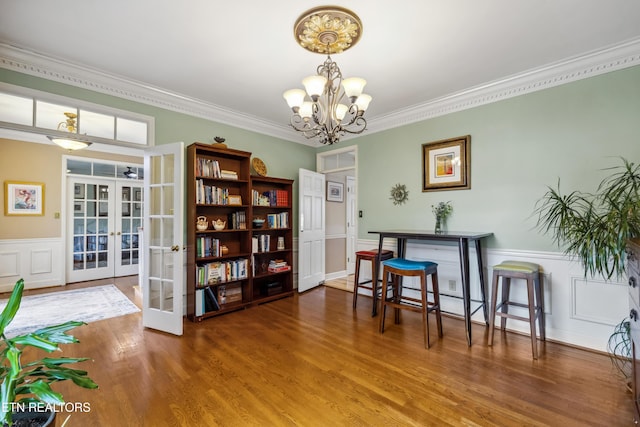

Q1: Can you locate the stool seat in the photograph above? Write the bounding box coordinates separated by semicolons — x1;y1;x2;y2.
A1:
353;249;394;316
356;249;394;258
493;261;539;273
379;258;442;349
488;260;545;359
383;258;437;271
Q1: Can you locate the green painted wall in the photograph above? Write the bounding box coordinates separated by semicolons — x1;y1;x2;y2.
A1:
323;65;640;251
3;65;639;252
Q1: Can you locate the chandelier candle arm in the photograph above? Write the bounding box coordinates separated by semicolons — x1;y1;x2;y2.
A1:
284;6;371;145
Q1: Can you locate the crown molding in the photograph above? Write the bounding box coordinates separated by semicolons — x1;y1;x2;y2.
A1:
2;39;640;146
367;37;640;133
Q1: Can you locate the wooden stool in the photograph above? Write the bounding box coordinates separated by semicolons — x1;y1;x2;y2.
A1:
488;260;545;359
379;258;442;349
353;249;394;316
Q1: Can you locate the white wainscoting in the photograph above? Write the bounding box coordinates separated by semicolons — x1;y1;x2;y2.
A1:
351;238;626;352
0;238;65;292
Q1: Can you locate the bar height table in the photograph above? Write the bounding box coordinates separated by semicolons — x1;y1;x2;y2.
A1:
369;229;493;346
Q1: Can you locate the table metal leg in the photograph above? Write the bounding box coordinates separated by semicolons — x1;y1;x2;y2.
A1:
458;238;472;346
474;239;489;325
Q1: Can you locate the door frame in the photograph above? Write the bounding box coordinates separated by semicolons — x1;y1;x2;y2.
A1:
62;156;144;283
316;146;358;280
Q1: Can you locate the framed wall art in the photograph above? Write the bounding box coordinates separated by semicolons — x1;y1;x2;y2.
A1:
326;181;344;202
4;181;45;216
422;135;471;192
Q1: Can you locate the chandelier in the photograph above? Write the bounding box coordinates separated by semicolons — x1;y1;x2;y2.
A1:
47;112;92;150
283;6;371;145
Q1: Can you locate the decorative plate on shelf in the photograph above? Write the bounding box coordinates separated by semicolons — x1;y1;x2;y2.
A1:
252;157;267;176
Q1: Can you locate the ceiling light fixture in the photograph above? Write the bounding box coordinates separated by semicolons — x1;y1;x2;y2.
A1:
47;112;92;150
283;6;371;145
123;167;138;179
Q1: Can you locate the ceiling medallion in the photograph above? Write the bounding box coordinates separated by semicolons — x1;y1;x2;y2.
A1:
294;6;363;54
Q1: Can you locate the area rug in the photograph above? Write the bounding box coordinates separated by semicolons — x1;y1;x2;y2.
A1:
1;284;140;338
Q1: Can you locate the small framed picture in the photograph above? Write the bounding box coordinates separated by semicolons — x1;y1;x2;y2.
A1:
422;135;471;192
4;181;45;216
228;195;242;206
326;181;344;202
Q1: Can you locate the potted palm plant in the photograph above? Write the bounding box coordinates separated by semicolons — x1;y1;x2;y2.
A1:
535;157;640;382
1;279;98;426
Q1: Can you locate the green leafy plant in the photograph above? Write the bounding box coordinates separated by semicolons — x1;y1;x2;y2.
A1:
1;279;98;426
607;318;632;384
431;201;453;232
535;158;640;279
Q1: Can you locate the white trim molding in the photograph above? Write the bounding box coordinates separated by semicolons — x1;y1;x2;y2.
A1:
0;238;65;292
2;38;640;145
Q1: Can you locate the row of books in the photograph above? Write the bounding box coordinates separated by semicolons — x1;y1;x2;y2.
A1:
196;180;230;205
252;234;271;253
196;157;222;178
196;236;223;258
195;258;249;286
196;157;240;180
228;211;247;230
252;189;288;207
266;212;289;229
195;283;243;315
268;259;291;273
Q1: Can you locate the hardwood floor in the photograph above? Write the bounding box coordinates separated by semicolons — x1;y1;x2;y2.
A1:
7;277;635;426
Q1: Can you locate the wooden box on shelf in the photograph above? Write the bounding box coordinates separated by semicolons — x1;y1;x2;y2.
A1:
250;176;294;303
187;142;252;321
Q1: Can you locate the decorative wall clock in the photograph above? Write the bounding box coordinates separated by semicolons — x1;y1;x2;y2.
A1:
252;157;267;176
390;183;409;205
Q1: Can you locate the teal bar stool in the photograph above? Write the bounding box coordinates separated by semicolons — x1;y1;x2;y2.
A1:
378;258;442;349
488;260;545;359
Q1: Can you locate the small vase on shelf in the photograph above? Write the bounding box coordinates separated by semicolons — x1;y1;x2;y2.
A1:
435;216;443;234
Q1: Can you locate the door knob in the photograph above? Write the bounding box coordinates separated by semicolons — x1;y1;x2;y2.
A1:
171;245;180;252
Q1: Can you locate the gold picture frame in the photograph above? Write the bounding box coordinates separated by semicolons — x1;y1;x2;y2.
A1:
422;135;471;192
4;181;45;216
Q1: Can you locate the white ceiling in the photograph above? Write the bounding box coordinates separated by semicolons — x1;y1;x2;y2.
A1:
1;1;640;146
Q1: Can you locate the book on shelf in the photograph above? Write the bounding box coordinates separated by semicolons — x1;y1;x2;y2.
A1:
228;210;247;229
195;180;231;205
252;234;270;253
251;189;289;207
195;289;204;316
204;286;221;311
198;259;249;286
220;169;238;180
196;157;221;178
266;212;289;229
268;259;290;273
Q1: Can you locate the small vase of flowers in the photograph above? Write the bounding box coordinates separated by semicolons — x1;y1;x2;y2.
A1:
432;201;453;234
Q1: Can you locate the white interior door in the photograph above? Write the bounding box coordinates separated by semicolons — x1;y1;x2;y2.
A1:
67;178;115;283
143;142;184;336
298;168;325;293
346;176;357;275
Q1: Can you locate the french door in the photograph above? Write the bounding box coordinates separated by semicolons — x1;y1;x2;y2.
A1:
142;142;184;336
66;177;143;282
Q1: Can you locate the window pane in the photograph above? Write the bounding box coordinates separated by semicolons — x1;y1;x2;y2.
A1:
0;93;33;125
35;101;76;131
68;160;92;176
116;118;147;144
79;109;114;139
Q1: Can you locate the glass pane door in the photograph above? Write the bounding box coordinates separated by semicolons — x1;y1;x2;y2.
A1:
67;178;115;282
143;142;184;336
115;182;143;276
